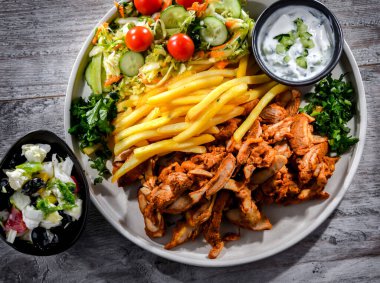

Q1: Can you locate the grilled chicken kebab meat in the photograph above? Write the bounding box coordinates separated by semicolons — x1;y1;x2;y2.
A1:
114;89;338;259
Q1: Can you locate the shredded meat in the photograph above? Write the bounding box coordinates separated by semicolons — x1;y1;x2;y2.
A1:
289;113;315;155
130;87;339;259
203;191;230;259
260;103;288;124
215;118;241;141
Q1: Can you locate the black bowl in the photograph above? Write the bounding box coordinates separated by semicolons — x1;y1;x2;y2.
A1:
0;130;89;256
252;0;344;86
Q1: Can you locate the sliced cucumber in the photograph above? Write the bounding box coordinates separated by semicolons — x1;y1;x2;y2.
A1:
200;17;228;47
85;54;103;95
212;0;241;18
119;51;144;77
223;0;241;18
161;5;188;29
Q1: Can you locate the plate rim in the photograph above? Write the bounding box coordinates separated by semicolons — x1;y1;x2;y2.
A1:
63;6;367;267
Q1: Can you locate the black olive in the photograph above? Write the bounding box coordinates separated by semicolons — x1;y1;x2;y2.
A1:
0;179;12;194
22;178;46;196
0;179;12;210
31;227;59;250
58;210;73;226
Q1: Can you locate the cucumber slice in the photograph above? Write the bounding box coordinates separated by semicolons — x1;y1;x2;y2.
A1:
200;17;228;47
119;51;144;77
296;56;308;69
212;0;241;18
85;54;103;95
161;5;188;29
223;0;241;18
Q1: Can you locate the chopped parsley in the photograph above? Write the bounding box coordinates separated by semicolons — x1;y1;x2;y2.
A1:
69;92;118;183
300;74;359;155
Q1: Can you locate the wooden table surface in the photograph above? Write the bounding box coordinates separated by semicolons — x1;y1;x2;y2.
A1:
0;0;379;282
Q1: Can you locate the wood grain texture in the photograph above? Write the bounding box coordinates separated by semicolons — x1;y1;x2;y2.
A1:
0;0;379;282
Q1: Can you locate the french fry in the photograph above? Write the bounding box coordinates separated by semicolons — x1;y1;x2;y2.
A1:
157;122;189;135
113;104;153;134
141;107;160;123
233;84;289;142
112;154;146;182
217;104;239;115
187;74;271;121
117;100;134;112
134;134;215;160
156;122;218;136
114;130;158;156
168;69;236;90
177;146;207;154
231;81;277;104
136;86;167;107
171;94;207;106
167;70;195;86
113;107;133;125
166;106;193;119
147;76;224;105
135;140;149;147
210;106;245;125
204;126;220;134
115;116;172;142
236;55;249;78
188;63;214;73
175;84;247;142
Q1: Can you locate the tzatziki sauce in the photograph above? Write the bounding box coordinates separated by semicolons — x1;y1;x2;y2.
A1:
258;6;334;81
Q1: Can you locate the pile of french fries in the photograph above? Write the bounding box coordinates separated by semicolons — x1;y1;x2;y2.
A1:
111;56;289;182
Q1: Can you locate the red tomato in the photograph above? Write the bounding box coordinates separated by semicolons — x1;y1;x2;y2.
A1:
125;26;153;52
5;207;27;234
176;0;201;9
134;0;162;15
71;176;80;194
167;34;195;62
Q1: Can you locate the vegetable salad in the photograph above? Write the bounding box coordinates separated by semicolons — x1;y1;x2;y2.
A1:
86;0;254;98
0;144;82;249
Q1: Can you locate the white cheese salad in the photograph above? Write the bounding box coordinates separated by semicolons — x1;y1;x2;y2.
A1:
0;144;82;249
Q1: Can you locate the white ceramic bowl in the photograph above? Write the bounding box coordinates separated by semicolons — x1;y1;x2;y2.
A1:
64;0;367;267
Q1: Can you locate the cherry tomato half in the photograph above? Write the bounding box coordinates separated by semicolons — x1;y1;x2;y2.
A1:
134;0;162;15
176;0;201;9
125;26;153;52
167;34;195;62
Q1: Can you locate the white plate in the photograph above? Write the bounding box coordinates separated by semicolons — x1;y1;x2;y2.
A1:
64;0;367;267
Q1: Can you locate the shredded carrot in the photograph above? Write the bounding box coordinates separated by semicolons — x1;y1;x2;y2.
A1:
92;22;109;45
104;75;123;86
114;1;125;18
114;43;123;50
209;50;226;58
214;60;229;69
194;50;206;59
187;0;209;17
153;13;160;21
162;0;172;11
210;31;241;51
225;20;238;29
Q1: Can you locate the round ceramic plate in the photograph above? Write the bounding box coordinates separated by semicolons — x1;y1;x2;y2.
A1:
64;0;367;267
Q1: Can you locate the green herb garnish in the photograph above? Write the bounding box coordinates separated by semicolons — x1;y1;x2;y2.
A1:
300;74;359;155
36;198;76;216
15;162;43;174
69;92;118;183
